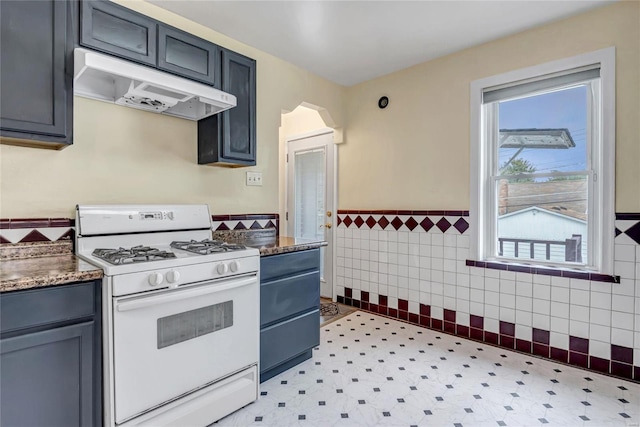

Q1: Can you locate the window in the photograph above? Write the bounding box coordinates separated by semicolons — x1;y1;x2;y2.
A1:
470;48;615;274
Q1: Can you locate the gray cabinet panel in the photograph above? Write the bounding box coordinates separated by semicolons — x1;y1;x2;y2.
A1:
158;24;218;86
261;249;320;282
0;0;73;148
0;322;95;427
261;271;320;328
0;282;95;334
198;49;256;166
81;0;156;66
260;309;320;373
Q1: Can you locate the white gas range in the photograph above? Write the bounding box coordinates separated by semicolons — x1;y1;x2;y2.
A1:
75;205;260;427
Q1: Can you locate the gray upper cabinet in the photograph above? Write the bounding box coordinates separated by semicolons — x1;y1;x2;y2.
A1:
158;25;219;86
0;0;74;149
198;49;257;167
80;0;157;66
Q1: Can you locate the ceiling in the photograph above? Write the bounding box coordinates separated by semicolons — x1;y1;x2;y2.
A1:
149;1;615;87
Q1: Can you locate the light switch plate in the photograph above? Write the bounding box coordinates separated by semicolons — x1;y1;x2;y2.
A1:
246;171;263;186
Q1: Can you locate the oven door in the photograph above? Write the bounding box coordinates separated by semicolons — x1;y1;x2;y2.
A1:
111;273;259;424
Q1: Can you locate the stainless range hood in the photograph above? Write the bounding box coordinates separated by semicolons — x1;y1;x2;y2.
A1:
73;48;236;121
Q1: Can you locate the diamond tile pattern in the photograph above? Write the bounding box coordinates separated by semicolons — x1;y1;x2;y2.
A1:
436;217;451;232
354;215;365;228
217;312;640;427
390;216;404;230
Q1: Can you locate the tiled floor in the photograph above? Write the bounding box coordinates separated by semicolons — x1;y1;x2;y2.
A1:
321;298;358;326
216;311;640;427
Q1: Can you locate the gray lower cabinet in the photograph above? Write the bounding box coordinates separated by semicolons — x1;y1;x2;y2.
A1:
198;49;257;167
260;249;320;382
0;0;75;149
0;281;102;427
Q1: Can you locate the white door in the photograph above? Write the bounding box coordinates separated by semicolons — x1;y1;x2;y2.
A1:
286;130;335;299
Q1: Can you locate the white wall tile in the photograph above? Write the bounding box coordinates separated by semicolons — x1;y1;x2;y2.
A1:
611;311;634;330
612;294;635;314
485;304;499;320
485;277;500;293
485;269;500;279
408;290;420;303
550;302;569;319
484;318;499;333
500;307;515;323
419;292;431;305
533;299;551;315
635;348;640;365
589;340;611;359
551;286;570;303
516;310;532;327
457;299;470;314
500;279;516;295
614;260;636;280
551;277;570;288
409;301;419;313
431;306;443;319
611;327;634;347
569;278;590;291
533;284;551;300
516;296;532;312
532;274;551;285
590;291;612;310
470;289;484;303
570;289;590;306
431;294;443;308
532;314;550;330
515;281;533;297
589;323;611;342
457;287;470;301
470;275;485;290
457;235;470;248
549;332;568;349
570;320;589;338
550;316;569;334
499;271;516;281
570;305;589;322
470;302;484;316
515;324;531;340
614;244;636;262
485;291;500;306
457;312;470;326
501;293;516;309
589;307;611;326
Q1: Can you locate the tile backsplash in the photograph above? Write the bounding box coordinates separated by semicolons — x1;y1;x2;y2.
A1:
336;210;640;382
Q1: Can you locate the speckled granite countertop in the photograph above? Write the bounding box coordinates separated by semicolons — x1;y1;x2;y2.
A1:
0;242;103;293
212;229;327;256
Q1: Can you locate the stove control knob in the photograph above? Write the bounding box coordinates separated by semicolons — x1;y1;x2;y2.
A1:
148;272;164;287
166;270;180;283
229;260;239;273
216;263;228;275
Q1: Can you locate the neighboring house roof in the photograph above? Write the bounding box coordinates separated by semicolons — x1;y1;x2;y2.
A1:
498;179;587;221
499;206;586;224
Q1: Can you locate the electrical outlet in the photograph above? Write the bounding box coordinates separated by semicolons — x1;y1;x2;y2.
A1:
246;171;263;186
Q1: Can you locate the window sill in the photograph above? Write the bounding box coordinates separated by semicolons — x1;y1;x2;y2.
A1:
465;259;619;283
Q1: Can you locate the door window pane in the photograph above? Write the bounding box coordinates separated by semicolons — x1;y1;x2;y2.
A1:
294;148;325;241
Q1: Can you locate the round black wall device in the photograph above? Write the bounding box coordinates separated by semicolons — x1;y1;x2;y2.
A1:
378;96;389;109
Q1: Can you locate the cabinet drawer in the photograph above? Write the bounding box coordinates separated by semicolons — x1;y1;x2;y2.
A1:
158;24;218;86
0;282;96;334
261;271;319;327
260;309;319;373
260;249;320;282
80;0;156;66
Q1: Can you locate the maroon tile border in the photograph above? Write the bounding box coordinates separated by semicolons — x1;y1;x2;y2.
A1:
337;210;469;216
616;213;640;220
337;287;640;383
466;259;620;284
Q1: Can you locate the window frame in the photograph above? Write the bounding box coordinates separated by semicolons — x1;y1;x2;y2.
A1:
469;47;615;274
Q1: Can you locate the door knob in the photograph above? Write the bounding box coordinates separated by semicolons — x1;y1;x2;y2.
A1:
320;222;332;229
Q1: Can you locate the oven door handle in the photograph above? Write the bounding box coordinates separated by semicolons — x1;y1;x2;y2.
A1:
115;275;257;312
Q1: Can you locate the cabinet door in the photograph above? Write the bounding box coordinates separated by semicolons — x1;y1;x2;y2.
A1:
80;0;156;66
0;0;73;148
158;24;218;86
221;50;257;164
0;322;95;427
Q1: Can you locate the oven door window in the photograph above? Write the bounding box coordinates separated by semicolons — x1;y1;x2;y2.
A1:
157;300;233;349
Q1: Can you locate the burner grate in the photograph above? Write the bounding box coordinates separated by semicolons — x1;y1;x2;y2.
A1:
170;239;246;255
92;246;177;265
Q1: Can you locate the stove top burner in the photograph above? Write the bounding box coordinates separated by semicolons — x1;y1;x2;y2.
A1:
170;239;246;255
92;246;177;265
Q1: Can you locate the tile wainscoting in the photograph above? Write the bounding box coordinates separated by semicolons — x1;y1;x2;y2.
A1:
0;214;279;244
335;210;640;382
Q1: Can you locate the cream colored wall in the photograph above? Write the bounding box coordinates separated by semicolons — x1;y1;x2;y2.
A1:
341;1;640;212
0;0;345;218
278;106;330;230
